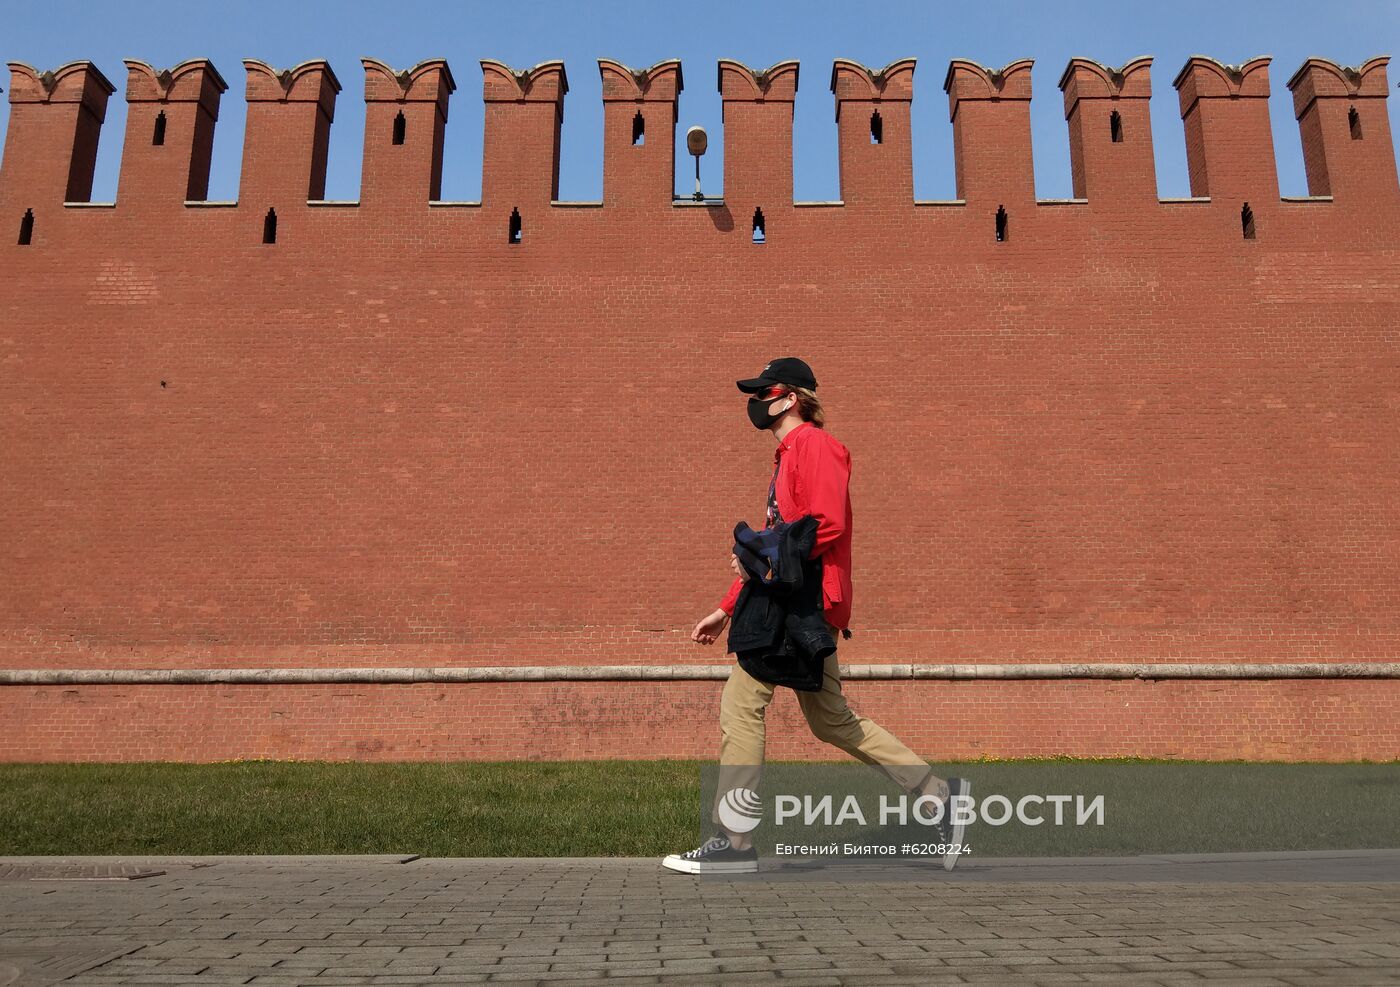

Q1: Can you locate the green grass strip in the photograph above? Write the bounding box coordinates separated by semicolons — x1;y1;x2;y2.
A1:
0;758;1394;857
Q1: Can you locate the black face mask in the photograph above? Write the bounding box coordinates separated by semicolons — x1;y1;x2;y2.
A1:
747;393;792;430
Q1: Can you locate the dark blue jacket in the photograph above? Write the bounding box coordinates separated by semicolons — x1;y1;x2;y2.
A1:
732;521;786;587
726;514;836;692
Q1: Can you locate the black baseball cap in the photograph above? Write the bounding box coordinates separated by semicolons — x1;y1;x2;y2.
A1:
736;357;818;393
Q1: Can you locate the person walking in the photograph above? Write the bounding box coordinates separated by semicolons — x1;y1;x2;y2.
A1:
661;357;969;874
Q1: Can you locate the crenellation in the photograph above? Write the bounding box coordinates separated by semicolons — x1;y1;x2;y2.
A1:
1;61;115;207
1058;57;1155;202
0;51;1396;233
943;58;1036;208
123;58;228;103
120;59;226;204
598;58;682;208
480;58;569;102
1173;56;1278;208
1286;56;1396;201
942;57;1034;110
717;58;799;101
829;57;915;106
243;58;343;103
719;60;799;212
597;57;682;101
361;58;455;204
362;57;456;101
240;58;340;220
1172;55;1272;110
830;58;915;206
5;60;116;106
480;59;568;211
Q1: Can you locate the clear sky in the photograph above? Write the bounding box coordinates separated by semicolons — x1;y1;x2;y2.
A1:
2;0;1397;203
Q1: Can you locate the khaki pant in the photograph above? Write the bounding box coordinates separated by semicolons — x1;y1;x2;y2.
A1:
711;619;936;833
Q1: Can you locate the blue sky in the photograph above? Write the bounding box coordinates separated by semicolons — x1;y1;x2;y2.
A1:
2;0;1397;202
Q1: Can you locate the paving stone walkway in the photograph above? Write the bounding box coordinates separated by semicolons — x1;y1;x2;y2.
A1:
0;853;1397;986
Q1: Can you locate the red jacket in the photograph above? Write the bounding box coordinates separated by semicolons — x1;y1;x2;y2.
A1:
719;421;854;631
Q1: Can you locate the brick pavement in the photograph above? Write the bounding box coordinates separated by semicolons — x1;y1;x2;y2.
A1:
0;853;1397;986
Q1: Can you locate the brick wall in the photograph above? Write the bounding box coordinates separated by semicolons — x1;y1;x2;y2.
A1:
2;54;1397;762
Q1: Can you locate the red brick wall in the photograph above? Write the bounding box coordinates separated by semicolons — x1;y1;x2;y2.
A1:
4;679;1396;763
2;55;1398;762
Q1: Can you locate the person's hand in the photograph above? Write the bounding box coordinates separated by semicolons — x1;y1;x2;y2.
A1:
730;553;751;582
692;608;730;645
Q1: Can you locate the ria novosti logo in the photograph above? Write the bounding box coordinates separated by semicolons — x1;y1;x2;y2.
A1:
718;787;1105;830
717;787;765;833
773;793;1103;827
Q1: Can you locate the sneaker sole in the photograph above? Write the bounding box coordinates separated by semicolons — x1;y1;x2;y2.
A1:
944;778;970;872
660;855;758;875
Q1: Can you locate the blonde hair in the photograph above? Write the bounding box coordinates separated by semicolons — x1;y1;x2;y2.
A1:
785;385;825;428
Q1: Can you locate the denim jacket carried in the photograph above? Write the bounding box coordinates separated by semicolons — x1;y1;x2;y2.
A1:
726;514;836;692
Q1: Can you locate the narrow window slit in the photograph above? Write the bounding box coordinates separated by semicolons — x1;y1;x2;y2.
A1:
1349;106;1362;140
262;207;277;244
752;207;766;244
632;111;645;145
153;111;166;146
1241;202;1255;240
870;110;883;144
995;205;1008;242
392;111;406;145
1109;110;1123;143
18;208;34;245
509;207;522;244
